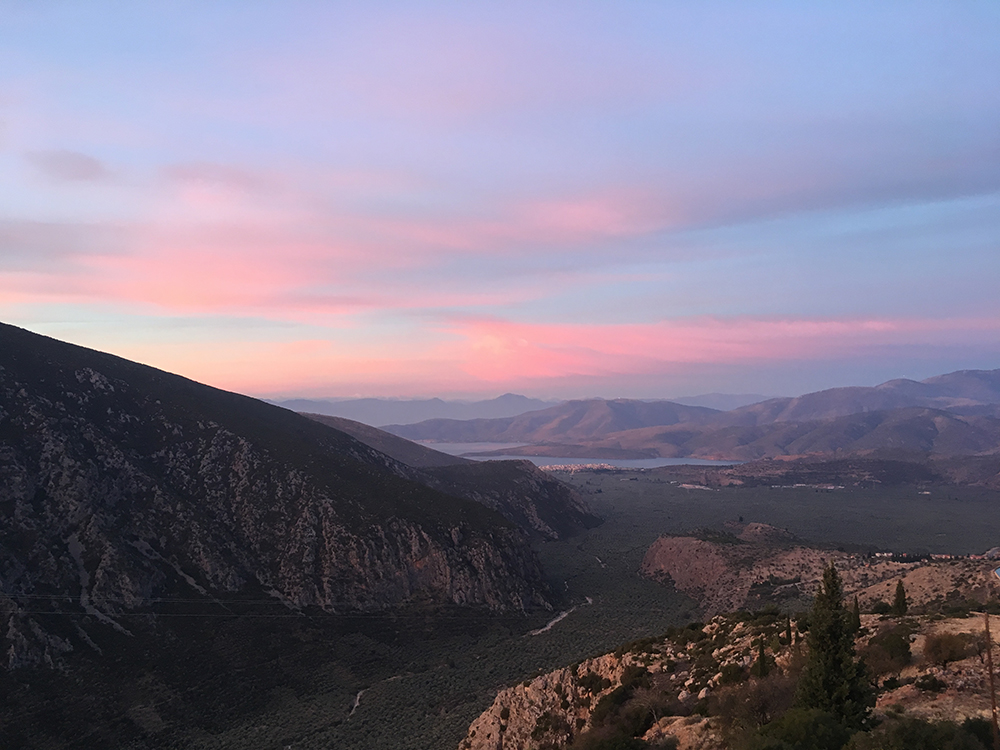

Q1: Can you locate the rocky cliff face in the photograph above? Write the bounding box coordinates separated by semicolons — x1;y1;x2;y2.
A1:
418;460;602;540
0;323;552;669
305;413;603;539
461;653;631;750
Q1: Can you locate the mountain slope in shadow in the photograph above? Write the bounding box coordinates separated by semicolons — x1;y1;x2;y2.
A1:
0;322;563;671
305;413;602;539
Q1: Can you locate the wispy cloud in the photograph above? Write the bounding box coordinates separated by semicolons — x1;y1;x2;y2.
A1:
2;4;999;397
24;149;110;181
442;316;1000;387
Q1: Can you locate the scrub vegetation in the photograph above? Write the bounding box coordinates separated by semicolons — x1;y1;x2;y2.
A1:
4;464;1000;748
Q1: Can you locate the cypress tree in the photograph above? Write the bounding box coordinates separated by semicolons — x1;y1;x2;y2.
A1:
851;596;862;632
795;563;874;731
752;637;770;678
892;580;908;616
785;616;793;646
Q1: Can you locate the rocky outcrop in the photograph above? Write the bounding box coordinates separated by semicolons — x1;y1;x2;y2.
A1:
640;526;1000;617
459;617;769;750
0;323;552;668
460;608;1000;750
460;653;640;750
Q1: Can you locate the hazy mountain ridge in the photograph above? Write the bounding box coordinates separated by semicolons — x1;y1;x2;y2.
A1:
271;393;560;426
670;392;771;410
597;406;1000;460
0;323;557;670
720;370;1000;425
386;399;721;444
384;371;1000;461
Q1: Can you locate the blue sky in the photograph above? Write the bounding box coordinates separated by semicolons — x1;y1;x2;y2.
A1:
1;1;998;398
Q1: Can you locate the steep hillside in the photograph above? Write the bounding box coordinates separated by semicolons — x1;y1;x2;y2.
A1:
0;323;553;670
304;414;601;539
304;413;471;467
419;460;602;540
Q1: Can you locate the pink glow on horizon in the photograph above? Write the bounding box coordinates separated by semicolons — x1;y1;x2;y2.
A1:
445;316;1000;385
61;313;1000;399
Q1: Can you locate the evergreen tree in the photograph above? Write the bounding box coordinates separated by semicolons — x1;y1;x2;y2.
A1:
851;596;862;632
891;580;908;616
795;563;874;731
785;616;793;646
752;637;770;678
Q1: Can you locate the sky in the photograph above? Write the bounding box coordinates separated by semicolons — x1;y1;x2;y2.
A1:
1;1;998;400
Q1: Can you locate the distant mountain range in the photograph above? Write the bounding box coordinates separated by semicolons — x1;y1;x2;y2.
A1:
670;393;772;411
384;370;1000;461
720;369;1000;424
269;393;560;426
386;399;719;445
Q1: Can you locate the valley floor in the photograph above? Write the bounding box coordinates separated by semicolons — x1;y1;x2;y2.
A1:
5;470;1000;749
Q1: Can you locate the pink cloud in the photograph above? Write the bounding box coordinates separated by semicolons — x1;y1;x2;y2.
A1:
0;173;680;319
90;314;1000;398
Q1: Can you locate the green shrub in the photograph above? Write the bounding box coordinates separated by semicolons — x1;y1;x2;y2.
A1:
962;717;993;748
589;668;654;734
914;673;947;692
579;671;613;695
711;672;796;737
924;632;975;667
871;600;892;615
566;726;647;750
750;708;852;750
846;716;986;749
861;623;912;678
720;662;747;685
666;622;707;646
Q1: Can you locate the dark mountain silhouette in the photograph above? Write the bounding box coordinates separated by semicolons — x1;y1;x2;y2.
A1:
0;322;580;672
305;413;472;467
304;414;601;538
